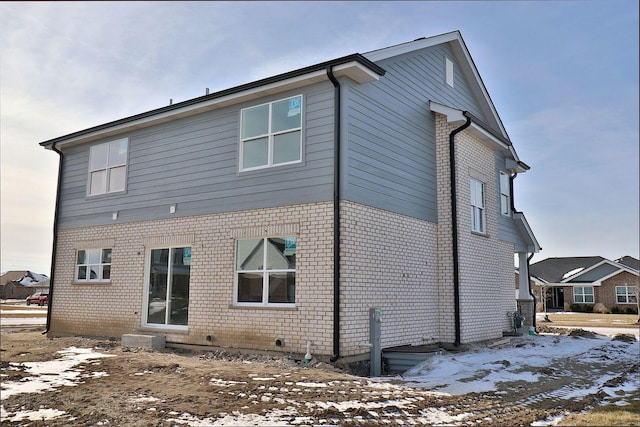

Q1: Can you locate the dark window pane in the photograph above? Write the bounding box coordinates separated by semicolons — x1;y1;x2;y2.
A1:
78;266;87;280
77;250;86;265
237;273;263;302
102;265;111;280
102;249;112;264
268;272;295;303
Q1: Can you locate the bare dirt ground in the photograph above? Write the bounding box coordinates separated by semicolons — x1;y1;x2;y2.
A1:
1;327;639;426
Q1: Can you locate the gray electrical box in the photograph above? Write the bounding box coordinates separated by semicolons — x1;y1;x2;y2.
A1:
370;307;382;376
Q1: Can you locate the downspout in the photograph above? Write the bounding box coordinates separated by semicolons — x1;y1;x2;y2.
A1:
327;66;341;362
510;173;537;329
44;142;64;334
527;252;536;328
449;114;472;347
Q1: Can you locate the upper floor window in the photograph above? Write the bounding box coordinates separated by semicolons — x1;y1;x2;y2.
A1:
616;286;638;304
240;95;302;171
234;236;296;306
470;178;486;233
500;172;511;216
76;248;111;282
88;138;128;195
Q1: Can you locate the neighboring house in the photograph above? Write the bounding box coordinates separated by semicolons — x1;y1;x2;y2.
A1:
528;256;639;312
0;271;50;300
38;31;539;361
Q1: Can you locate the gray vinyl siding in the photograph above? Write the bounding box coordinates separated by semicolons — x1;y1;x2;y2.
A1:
57;83;335;229
495;152;527;248
343;44;485;222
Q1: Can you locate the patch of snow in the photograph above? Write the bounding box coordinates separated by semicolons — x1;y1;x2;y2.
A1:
531;413;565;426
401;334;637;397
1;346;115;399
295;382;327;387
5;407;67;422
0;317;46;326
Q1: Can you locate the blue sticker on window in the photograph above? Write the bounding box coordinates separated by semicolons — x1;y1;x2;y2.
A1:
288;97;301;117
284;237;296;255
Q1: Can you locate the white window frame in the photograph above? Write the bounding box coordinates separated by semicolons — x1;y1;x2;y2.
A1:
233;237;296;307
615;286;638;304
75;248;112;283
239;95;303;172
88;138;129;196
500;172;511;216
470;178;486;233
142;245;191;331
573;286;594;303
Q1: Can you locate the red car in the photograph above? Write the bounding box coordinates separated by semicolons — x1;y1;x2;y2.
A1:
26;292;49;306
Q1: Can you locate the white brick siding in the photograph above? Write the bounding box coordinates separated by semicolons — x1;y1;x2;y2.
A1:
340;201;440;356
51;202;335;356
435;114;516;344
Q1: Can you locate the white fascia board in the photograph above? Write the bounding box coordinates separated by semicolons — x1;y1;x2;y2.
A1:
429;101;466;124
50;70;334;148
364;31;461;62
513;212;541;253
430;101;513;152
332;61;381;83
546;282;602;287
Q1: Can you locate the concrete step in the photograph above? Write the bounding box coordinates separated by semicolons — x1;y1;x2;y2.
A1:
122;333;165;350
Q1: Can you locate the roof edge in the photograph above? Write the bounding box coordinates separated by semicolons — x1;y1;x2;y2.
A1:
40;53;385;149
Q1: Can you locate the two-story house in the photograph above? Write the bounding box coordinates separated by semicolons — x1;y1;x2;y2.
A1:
39;31;540;362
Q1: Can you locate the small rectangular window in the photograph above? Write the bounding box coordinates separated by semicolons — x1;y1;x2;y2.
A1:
88;138;128;195
234;236;296;306
470;179;486;233
75;248;112;282
240;96;302;171
500;172;511;216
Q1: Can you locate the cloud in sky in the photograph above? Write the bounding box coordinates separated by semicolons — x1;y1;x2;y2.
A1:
1;1;638;273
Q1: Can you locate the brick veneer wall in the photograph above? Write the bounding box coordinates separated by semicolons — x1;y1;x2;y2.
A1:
600;271;639;308
50;202;335;357
434;114;516;343
340;201;440;357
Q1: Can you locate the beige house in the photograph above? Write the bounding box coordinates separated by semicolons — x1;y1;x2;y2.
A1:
39;31;539;361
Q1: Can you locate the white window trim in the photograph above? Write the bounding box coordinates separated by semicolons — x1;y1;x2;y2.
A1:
141;245;191;331
87;138;129;196
239;95;303;172
470;178;486;234
573;286;594;304
74;248;111;283
233;237;296;308
500;171;511;216
615;285;638;304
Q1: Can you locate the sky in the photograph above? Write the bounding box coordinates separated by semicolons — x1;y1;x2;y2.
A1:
1;1;638;274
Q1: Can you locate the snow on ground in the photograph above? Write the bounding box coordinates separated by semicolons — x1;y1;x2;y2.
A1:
1;346;116;422
1;317;46;326
399;333;638;398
